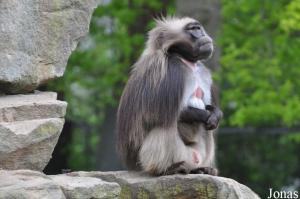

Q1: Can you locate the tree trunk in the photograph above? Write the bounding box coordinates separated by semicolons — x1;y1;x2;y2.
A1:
176;0;221;70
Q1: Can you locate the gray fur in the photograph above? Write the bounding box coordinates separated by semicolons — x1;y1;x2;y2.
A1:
116;17;219;175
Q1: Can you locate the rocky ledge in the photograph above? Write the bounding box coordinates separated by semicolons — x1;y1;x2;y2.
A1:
0;170;260;199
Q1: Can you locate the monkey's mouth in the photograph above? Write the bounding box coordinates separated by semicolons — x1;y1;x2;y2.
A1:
167;40;213;63
198;42;213;58
199;37;214;55
184;42;213;63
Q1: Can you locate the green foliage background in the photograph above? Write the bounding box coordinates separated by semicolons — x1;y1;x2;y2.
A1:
48;0;300;197
217;0;300;197
219;0;300;127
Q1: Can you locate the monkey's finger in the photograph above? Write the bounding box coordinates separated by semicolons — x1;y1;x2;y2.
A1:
205;115;218;130
190;168;205;174
205;105;215;111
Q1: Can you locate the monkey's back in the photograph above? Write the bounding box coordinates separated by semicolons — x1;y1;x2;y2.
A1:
116;56;186;170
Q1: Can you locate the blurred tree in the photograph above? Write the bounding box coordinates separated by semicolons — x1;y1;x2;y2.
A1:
176;0;221;70
219;0;300;127
218;0;300;197
218;132;299;198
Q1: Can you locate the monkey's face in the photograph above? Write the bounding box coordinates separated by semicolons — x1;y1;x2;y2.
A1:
168;22;213;63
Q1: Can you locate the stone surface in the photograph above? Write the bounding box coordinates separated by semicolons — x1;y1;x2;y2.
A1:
69;171;261;199
50;175;121;199
0;170;260;199
0;0;98;94
0;170;65;199
0;91;66;122
0;91;67;171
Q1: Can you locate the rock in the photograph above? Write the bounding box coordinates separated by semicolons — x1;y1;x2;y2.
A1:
50;175;121;199
0;170;65;199
0;91;66;122
0;91;67;171
0;170;260;199
70;171;261;199
0;0;98;94
0;119;64;171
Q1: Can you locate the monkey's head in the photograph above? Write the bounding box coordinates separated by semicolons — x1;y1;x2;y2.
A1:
144;17;213;63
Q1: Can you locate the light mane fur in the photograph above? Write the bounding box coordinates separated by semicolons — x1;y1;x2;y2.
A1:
133;17;197;86
145;17;196;53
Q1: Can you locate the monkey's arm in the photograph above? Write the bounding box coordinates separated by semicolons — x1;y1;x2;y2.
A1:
179;107;210;124
204;104;223;130
205;84;223;130
179;85;223;130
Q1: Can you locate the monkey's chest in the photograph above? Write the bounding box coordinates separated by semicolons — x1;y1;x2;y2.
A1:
183;66;212;109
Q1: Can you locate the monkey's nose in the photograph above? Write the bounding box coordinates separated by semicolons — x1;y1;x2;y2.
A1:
190;29;204;39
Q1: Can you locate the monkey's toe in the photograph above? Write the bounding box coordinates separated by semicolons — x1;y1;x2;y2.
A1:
190;167;218;176
190;168;205;174
165;161;188;175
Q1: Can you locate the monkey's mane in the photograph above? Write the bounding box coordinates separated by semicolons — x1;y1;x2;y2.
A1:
145;17;196;53
117;17;195;169
133;17;197;84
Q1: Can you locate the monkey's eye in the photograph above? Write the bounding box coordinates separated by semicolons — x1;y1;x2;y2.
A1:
186;24;202;31
186;25;204;39
190;26;201;30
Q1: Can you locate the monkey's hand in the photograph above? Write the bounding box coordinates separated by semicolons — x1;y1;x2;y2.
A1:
179;107;210;124
204;105;223;130
179;105;223;130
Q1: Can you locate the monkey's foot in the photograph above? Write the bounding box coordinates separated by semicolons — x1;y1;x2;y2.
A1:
165;161;188;175
190;167;218;176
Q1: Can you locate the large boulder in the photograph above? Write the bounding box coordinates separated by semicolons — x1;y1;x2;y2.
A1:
69;171;261;199
0;0;98;94
0;91;67;171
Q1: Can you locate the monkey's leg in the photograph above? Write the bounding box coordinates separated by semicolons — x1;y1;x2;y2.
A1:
139;127;192;175
190;167;218;176
165;150;200;175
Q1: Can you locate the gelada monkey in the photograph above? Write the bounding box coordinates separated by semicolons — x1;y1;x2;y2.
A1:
117;17;223;176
